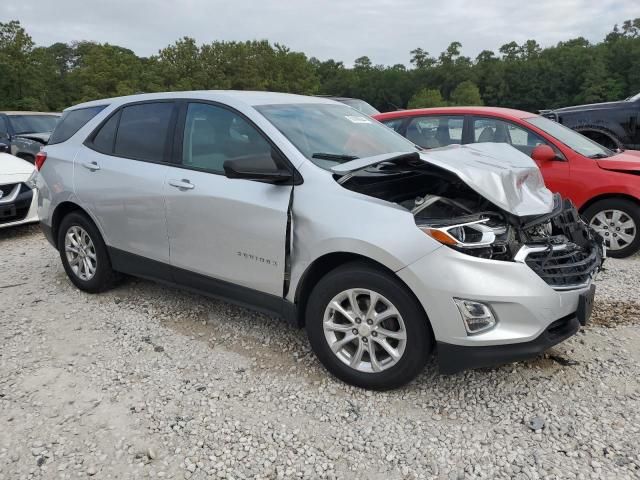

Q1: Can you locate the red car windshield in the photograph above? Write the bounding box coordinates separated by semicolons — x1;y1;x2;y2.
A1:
526;116;613;158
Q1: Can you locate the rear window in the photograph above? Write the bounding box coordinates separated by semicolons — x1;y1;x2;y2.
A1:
49;106;106;145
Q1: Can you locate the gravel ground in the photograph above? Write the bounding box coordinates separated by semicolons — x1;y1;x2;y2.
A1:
1;224;639;479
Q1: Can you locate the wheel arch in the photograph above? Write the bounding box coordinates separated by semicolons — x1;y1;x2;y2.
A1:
51;201;92;248
578;193;640;216
292;252;434;341
574;126;624;150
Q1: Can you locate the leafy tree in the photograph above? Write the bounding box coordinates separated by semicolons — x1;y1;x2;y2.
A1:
407;88;447;108
1;18;640;114
450;81;483;105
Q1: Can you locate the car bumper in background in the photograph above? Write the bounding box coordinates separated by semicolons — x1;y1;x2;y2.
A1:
0;183;38;229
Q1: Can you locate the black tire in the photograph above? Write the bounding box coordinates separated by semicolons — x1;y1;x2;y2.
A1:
583;198;640;258
305;261;433;390
57;211;120;292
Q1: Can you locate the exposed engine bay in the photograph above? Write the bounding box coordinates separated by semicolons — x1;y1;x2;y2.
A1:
336;150;605;290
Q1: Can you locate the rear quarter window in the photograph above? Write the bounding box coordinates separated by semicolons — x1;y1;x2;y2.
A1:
49;106;107;145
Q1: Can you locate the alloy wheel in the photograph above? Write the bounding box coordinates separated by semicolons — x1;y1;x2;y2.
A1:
64;225;98;281
323;288;407;373
589;209;637;252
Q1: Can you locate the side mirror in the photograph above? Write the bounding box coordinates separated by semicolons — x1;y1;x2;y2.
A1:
531;144;557;163
223;156;293;184
0;143;8;154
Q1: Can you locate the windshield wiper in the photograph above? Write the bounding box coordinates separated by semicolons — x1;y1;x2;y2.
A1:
588;153;610;159
312;153;359;162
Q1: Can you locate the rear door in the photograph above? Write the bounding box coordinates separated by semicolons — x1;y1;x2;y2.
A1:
75;101;176;270
163;101;293;297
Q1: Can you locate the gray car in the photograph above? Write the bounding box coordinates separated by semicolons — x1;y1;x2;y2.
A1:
34;91;604;389
0;111;60;163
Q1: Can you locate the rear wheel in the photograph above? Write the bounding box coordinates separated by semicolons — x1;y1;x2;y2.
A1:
305;262;432;390
584;198;640;258
57;211;120;292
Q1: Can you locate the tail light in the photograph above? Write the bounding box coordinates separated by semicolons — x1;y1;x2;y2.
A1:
35;151;47;171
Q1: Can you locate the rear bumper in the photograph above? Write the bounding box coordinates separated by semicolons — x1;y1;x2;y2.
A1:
437;313;580;374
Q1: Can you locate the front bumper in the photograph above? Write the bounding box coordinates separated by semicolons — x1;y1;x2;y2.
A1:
0;183;38;229
437;313;580;373
397;245;594;372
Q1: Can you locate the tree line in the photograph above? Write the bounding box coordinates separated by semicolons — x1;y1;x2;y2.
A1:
1;18;639;113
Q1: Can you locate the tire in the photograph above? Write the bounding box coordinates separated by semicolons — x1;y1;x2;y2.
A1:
305;261;433;390
583;198;640;258
579;130;622;151
57;211;120;292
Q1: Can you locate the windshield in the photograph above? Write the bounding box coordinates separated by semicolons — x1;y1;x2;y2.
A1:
526;116;614;158
9;115;59;134
257;103;418;169
336;98;380;116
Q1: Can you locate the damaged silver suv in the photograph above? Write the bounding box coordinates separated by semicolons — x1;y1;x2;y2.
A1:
35;92;604;389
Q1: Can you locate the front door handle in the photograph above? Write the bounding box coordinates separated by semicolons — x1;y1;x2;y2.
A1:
168;179;195;190
82;161;100;171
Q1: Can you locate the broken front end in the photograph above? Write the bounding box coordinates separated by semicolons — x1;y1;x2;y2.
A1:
334;144;604;373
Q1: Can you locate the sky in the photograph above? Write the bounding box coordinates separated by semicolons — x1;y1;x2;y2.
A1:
2;0;638;65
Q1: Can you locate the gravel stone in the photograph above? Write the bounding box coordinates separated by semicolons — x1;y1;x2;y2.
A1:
1;224;639;479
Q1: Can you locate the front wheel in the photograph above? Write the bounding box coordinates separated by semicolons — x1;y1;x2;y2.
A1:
583;198;640;258
305;262;433;390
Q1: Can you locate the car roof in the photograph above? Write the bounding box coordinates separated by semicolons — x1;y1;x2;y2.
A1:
65;91;339;112
374;106;537;120
0;111;60;116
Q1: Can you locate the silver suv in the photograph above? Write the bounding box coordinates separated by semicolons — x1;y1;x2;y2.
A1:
35;92;604;390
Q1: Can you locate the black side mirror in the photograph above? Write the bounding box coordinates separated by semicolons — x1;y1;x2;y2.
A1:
223;156;293;184
0;143;9;154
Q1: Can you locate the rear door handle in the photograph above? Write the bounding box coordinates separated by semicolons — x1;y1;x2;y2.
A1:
82;161;100;171
168;179;195;190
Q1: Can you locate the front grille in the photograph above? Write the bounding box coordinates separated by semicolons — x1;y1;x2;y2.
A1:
523;244;600;290
0;183;32;225
0;183;18;198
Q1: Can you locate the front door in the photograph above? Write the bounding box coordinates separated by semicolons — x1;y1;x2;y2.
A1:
164;102;293;297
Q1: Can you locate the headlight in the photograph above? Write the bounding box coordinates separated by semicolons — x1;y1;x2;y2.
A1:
418;217;510;260
420;219;498;248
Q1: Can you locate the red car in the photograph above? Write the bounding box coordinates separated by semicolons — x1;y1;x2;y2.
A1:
374;107;640;258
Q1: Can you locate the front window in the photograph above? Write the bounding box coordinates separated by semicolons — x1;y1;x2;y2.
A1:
525;116;613;158
472;117;549;157
9;115;59;134
256;103;418;170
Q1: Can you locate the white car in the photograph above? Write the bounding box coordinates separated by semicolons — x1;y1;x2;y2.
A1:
0;153;38;228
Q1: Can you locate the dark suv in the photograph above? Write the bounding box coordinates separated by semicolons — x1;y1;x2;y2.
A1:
0;111;60;163
541;93;640;151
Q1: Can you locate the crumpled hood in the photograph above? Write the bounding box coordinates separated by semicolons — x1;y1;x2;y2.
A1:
418;143;554;216
15;132;50;143
596;150;640;173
